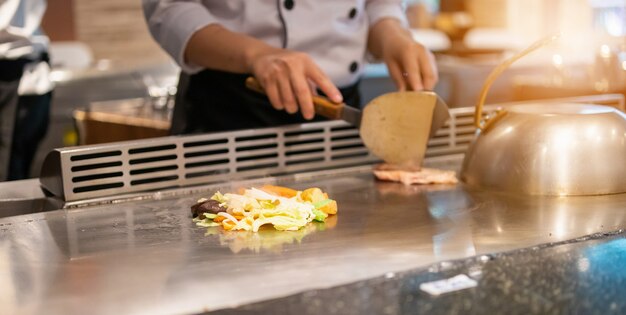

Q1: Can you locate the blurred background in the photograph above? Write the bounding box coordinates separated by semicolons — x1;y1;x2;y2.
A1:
29;0;626;178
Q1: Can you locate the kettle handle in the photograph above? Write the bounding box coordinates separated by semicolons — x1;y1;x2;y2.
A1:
474;35;560;131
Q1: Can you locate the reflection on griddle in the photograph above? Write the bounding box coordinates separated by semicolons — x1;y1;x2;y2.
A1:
202;215;338;254
375;181;457;196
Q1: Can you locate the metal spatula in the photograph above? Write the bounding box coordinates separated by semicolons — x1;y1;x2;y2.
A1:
246;77;450;167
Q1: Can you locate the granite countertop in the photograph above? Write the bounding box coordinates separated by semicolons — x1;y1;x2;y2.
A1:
212;230;626;315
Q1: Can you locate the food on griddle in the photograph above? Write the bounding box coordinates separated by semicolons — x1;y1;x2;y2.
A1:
192;186;338;232
191;199;227;219
259;185;298;198
373;163;458;185
300;187;337;214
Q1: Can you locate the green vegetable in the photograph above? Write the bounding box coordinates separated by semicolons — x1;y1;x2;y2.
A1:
203;213;218;219
312;208;328;222
313;199;332;209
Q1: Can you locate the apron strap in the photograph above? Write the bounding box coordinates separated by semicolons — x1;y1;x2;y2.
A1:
169;72;190;135
0;80;21;180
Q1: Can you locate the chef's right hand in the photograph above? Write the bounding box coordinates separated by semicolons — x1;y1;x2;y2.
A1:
249;49;343;120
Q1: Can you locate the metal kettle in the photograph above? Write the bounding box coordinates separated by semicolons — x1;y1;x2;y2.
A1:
460;36;626;196
461;102;626;195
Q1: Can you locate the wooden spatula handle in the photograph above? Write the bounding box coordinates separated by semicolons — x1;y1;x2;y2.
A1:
245;77;344;120
312;96;344;120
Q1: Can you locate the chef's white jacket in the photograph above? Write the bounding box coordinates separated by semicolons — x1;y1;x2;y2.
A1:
0;0;47;60
0;0;52;95
144;0;407;87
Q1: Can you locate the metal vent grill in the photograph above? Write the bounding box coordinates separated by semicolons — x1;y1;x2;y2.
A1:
40;121;379;201
40;93;624;202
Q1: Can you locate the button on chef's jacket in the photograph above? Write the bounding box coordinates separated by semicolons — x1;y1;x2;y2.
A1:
145;0;407;88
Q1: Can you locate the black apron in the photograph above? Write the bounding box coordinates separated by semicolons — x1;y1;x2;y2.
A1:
170;69;361;135
0;53;51;180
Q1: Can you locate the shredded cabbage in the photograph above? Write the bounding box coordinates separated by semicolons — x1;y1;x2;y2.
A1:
195;186;338;232
203;188;317;231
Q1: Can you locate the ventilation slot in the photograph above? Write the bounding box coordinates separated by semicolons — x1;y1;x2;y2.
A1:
331;134;360;141
127;145;180;187
186;169;229;178
286;146;325;165
427;137;452;149
285;138;324;147
331;125;357;132
184;148;228;158
72;172;123;183
73;182;124;193
128;144;176;154
130;165;178;175
285;129;323;137
71;161;122;172
70;150;121;161
290;146;324;154
286;157;325;166
234;132;279;172
236;133;277;142
183;138;228;148
185;159;229;168
131;175;178;186
236;153;278;162
236;143;278;152
129;155;177;165
184;147;230;181
332;152;369;160
236;147;279;170
284;137;325;164
332;143;365;151
331;143;368;160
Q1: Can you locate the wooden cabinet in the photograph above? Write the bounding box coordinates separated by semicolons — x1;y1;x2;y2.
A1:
73;98;170;145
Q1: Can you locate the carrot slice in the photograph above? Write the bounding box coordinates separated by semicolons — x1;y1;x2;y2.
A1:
319;199;338;215
222;220;236;230
301;188;325;203
214;214;244;222
261;185;298;198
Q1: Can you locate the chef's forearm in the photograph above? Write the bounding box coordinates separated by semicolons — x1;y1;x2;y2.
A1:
366;17;411;59
143;1;276;74
184;24;279;74
367;17;438;91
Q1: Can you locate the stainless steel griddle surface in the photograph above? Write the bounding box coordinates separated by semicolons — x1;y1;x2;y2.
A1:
2;166;626;315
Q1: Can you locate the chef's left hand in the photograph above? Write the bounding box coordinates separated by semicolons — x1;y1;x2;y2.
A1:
368;18;438;91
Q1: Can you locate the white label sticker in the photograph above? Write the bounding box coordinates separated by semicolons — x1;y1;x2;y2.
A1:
419;274;478;296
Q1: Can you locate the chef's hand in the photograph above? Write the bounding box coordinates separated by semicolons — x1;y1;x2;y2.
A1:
249;49;343;120
368;18;438;91
184;24;342;120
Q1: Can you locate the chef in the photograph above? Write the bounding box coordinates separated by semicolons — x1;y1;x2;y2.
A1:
0;0;53;180
143;0;438;134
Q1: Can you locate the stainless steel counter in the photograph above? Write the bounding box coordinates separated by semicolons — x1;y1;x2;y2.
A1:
2;163;626;315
